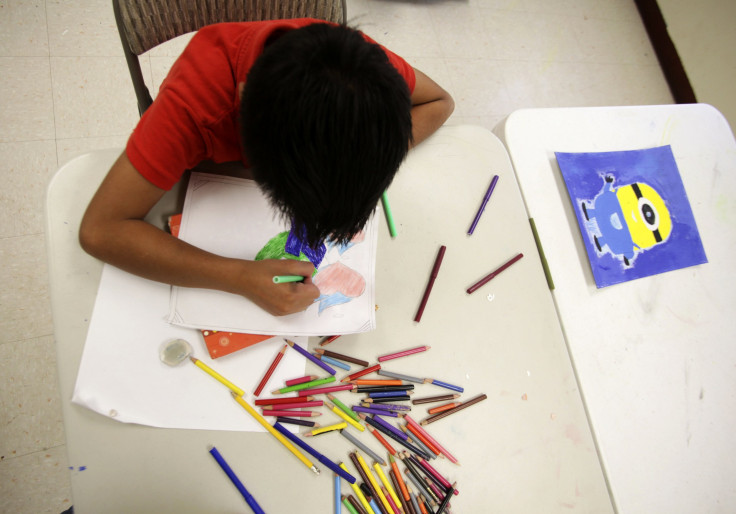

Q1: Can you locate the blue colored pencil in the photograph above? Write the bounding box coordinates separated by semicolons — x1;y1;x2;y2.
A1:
272;422;355;484
320;354;351;371
423;378;464;393
285;338;336;375
368;390;411;399
208;446;265;514
334;473;341;514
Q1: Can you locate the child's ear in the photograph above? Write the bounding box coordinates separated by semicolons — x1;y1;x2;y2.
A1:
238;82;245;98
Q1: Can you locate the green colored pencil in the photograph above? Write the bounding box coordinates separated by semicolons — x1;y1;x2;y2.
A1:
272;375;336;394
381;191;397;238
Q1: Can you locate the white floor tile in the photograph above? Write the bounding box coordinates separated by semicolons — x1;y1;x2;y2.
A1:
0;140;58;238
46;0;122;57
0;0;49;57
0;57;55;143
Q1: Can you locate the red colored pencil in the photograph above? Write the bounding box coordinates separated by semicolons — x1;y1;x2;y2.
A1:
262;400;323;410
284;375;319;387
260;410;321;417
319;335;341;346
254;395;315;406
466;253;524;294
341;363;381;383
414;245;446;322
253;343;287;396
378;345;431;362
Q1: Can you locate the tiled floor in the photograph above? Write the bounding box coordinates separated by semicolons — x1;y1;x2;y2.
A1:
0;0;672;512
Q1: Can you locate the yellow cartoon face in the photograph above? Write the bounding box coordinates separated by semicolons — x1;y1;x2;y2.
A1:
616;182;671;249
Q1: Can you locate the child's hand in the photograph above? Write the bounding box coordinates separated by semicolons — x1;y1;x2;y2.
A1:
233;259;320;316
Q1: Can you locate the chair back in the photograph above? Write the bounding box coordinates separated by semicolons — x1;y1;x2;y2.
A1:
113;0;347;114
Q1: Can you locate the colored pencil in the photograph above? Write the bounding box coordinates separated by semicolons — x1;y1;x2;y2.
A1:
403;467;436;507
355;451;392;514
305;421;347;436
414;245;446;322
364;396;411;403
404;414;458;464
351;379;403;386
275;416;319;428
325;400;364;432
368;390;414;399
319;354;351;371
436;484;455;514
382;485;401;514
284;374;318;386
262;400;323;410
340;462;375;514
377;345;430;362
285;338;336;375
416;456;457;496
272;422;355;484
353;406;399;418
342;363;381;382
261;409;321;417
365;424;397;456
273;375;336;394
409;487;422;514
370;415;407;440
319;335;342;346
255;395;314;406
399;425;437;459
403;423;441;457
389;455;410;503
467;174;499;235
297;384;355;396
327;393;361;422
374;461;403;511
361;402;411;412
378;369;425;384
349;452;384;513
346;494;368;514
335;473;341;514
355;385;414;393
422;379;464;393
231;393;319;474
402;454;438;503
381;191;397;238
342;495;359;514
412;393;461;405
340;430;386;466
208;446;265;514
420;393;488;425
315;348;370;367
427;402;461;414
253;343;287;397
466;252;524;294
272;275;303;283
190;357;245;397
362;417;431;461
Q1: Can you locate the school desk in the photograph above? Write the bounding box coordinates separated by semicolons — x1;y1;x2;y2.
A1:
495;104;736;514
46;126;613;512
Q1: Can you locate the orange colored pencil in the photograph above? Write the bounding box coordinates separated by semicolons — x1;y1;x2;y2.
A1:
405;423;442;456
350;379;402;386
390;455;411;502
427;402;461;415
365;423;397;456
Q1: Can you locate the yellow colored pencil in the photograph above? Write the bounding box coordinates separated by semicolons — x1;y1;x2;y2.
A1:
340;462;375;514
231;393;319;475
373;461;403;510
190;356;245;397
356;451;392;514
325;401;364;432
305;421;347;437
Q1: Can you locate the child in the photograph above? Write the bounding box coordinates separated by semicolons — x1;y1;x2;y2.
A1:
80;19;454;316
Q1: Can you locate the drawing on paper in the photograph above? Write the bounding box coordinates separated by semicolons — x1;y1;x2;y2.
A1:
556;145;707;288
580;174;672;266
255;225;367;313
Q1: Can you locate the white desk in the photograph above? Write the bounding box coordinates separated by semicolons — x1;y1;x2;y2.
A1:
46;126;613;512
495;105;736;514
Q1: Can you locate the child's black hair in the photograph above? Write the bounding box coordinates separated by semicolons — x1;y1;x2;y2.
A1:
240;22;413;246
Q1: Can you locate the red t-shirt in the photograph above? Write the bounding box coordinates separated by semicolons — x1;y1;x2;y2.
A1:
126;18;416;190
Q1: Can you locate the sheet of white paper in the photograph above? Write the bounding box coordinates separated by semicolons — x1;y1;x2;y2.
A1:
72;264;306;431
168;172;378;335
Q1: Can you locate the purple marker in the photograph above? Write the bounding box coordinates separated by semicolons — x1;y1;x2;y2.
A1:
468;174;499;235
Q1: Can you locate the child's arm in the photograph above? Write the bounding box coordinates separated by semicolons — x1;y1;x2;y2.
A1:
409;68;455;147
79;151;320;316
